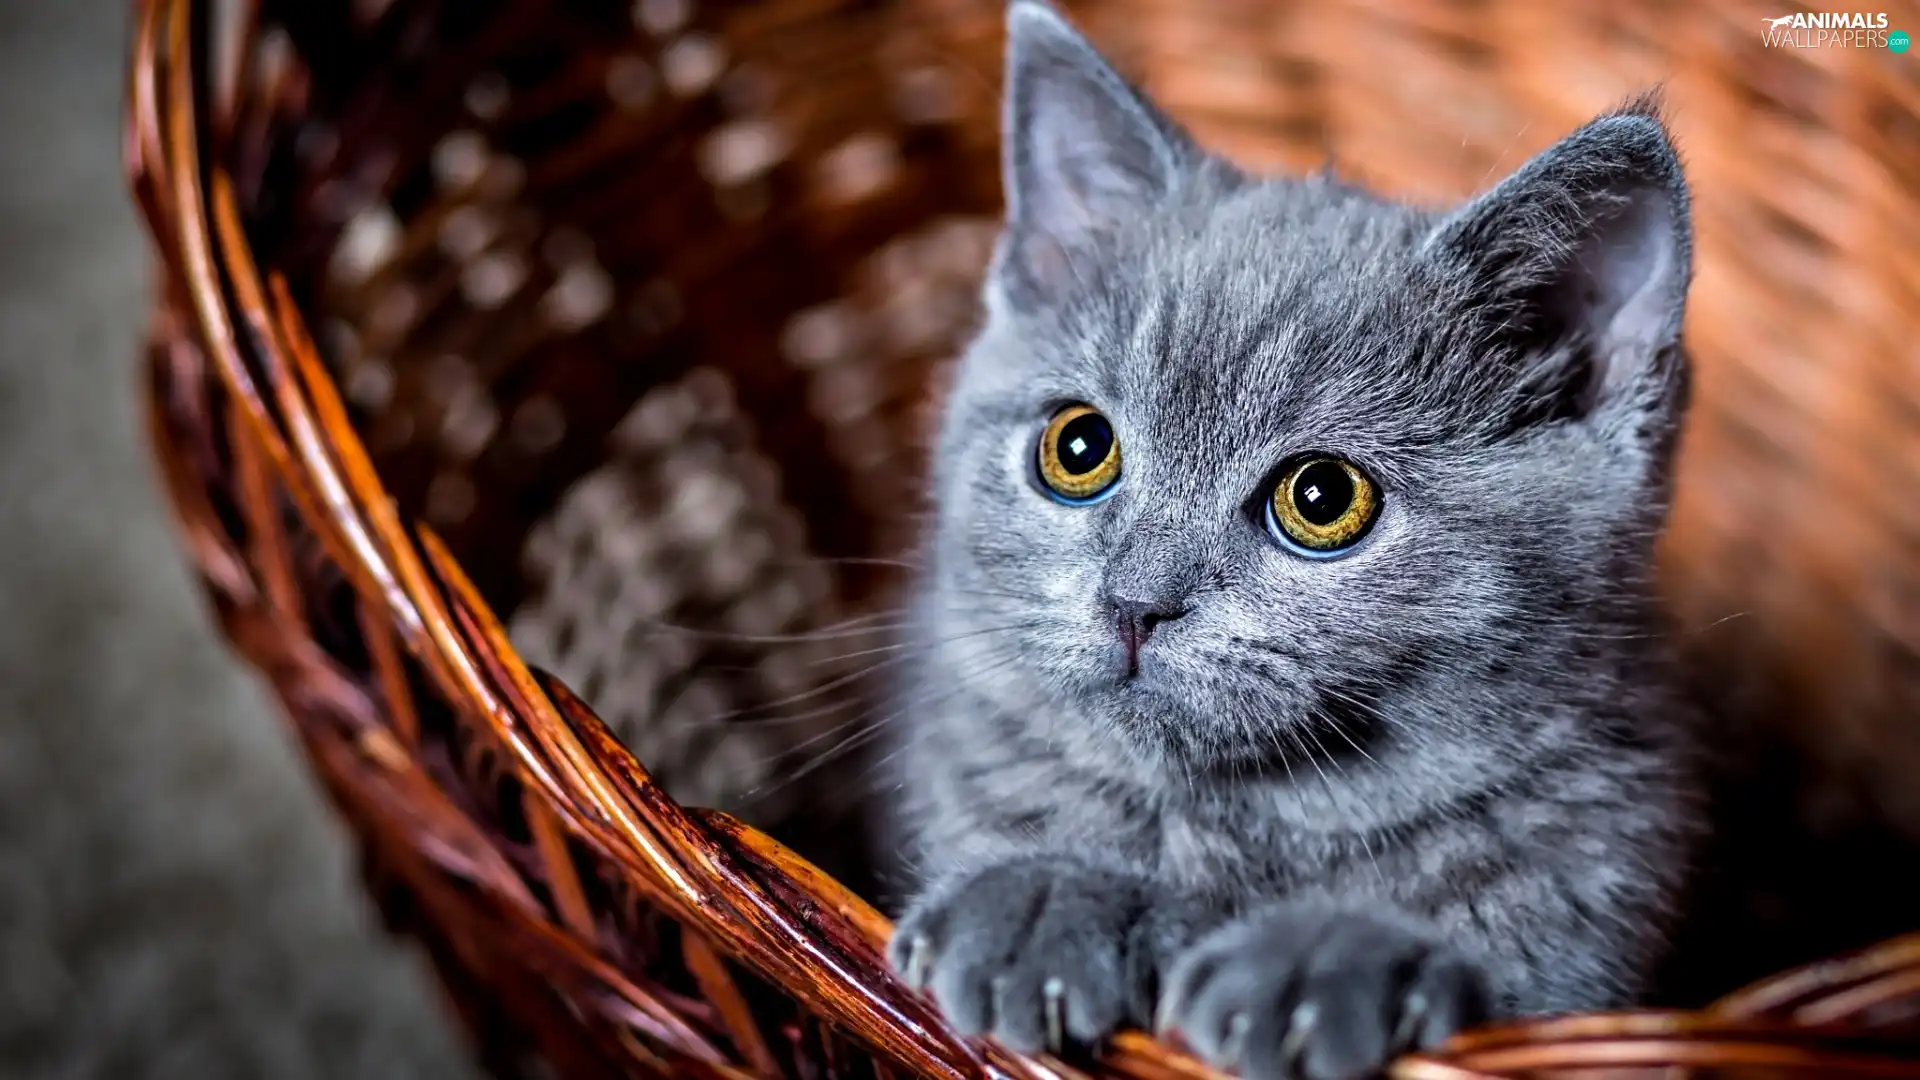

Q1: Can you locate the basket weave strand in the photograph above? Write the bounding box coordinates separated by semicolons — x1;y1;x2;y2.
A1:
127;0;1920;1077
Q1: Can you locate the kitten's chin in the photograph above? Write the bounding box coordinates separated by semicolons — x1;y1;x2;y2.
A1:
1071;675;1350;779
1068;680;1230;771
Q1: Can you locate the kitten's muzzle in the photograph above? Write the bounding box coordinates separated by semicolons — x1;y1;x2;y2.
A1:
1112;595;1186;679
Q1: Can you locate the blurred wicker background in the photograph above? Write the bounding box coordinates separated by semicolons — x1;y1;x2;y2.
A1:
0;3;478;1078
126;0;1920;1076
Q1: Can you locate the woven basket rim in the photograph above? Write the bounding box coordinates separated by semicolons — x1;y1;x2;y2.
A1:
122;1;1920;1076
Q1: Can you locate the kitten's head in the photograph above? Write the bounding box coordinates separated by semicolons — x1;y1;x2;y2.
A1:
923;0;1693;777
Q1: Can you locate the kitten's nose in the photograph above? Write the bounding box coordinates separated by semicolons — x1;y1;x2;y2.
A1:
1112;596;1186;677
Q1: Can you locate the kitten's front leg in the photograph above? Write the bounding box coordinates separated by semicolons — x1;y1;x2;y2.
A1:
1157;904;1492;1080
889;856;1195;1053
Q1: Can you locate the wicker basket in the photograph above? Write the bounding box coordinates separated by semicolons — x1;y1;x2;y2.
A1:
126;0;1920;1076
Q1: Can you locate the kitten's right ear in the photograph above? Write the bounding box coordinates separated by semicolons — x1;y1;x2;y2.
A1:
1422;99;1693;442
993;0;1197;309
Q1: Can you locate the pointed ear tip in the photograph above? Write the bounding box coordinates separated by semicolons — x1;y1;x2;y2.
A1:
1601;92;1682;151
1617;87;1670;121
1006;0;1072;40
1586;106;1686;181
1587;106;1694;238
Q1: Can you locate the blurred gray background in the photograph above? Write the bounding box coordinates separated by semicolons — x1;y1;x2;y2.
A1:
0;5;479;1077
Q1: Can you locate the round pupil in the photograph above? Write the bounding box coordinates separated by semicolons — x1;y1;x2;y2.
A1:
1054;413;1113;476
1290;460;1354;527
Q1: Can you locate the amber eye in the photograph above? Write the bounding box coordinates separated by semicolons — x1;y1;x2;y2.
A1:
1265;456;1379;556
1036;404;1122;503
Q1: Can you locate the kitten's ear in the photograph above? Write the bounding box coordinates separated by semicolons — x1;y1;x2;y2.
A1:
1424;98;1693;434
993;0;1197;307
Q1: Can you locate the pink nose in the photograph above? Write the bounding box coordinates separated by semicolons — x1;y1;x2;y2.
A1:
1112;596;1186;677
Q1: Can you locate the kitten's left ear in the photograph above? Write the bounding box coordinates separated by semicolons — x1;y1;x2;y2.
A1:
1424;97;1693;434
993;0;1200;308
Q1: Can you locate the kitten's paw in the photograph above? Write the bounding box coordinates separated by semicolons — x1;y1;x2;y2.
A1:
889;859;1152;1053
1157;908;1491;1080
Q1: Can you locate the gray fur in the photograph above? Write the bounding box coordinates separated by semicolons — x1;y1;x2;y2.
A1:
883;3;1703;1078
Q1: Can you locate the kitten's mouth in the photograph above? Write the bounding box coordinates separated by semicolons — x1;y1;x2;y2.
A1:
1106;649;1183;697
1111;641;1163;688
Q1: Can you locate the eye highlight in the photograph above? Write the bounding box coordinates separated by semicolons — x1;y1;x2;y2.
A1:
1265;456;1379;556
1036;404;1122;503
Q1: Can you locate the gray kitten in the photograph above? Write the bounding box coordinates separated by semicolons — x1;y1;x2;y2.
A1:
882;2;1703;1078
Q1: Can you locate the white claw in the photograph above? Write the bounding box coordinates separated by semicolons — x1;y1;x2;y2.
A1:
904;934;933;990
1043;976;1068;1052
1278;1001;1319;1072
1220;1012;1252;1066
1393;991;1431;1051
